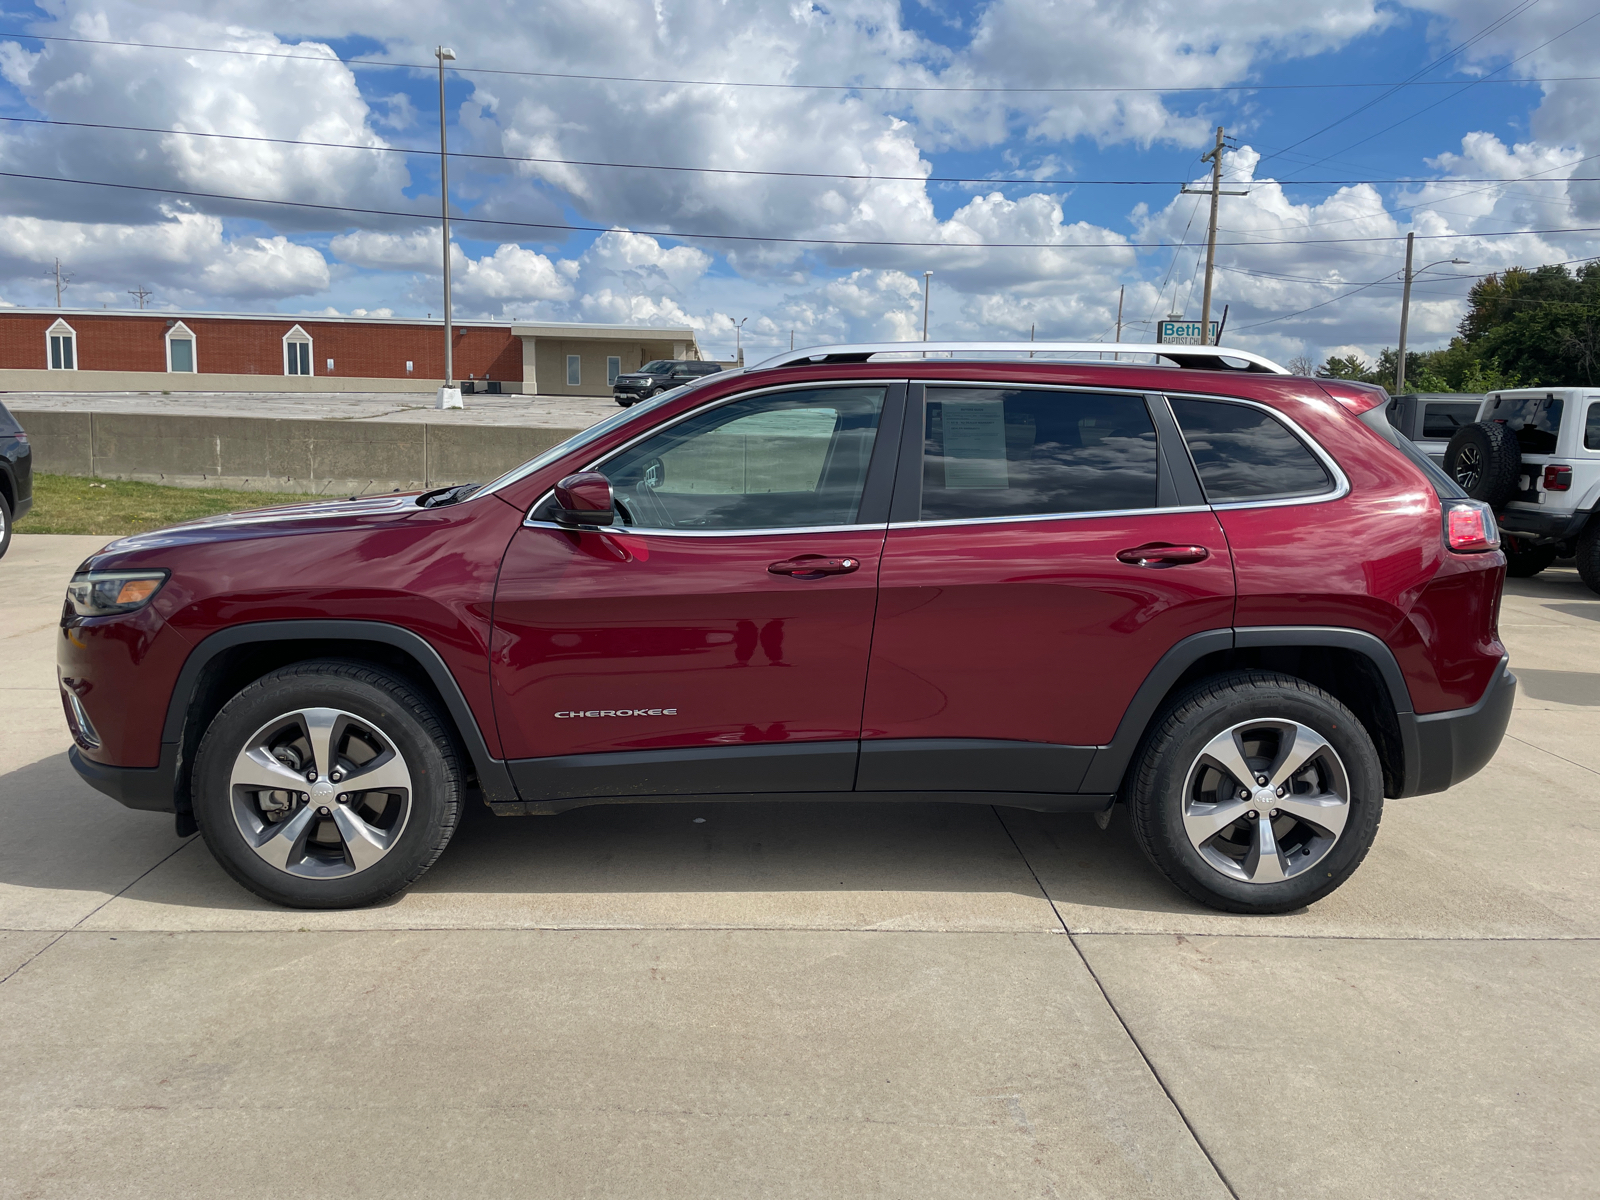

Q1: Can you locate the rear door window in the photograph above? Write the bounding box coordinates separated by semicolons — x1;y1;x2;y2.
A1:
1421;402;1480;440
918;388;1160;520
1486;394;1563;454
1168;397;1333;503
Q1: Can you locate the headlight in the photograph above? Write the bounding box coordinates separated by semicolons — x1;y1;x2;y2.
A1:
64;570;170;618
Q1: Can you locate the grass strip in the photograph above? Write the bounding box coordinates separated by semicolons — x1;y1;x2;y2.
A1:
18;474;323;536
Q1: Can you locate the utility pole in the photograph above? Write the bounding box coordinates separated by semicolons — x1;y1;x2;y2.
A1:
1114;285;1124;360
1182;126;1249;346
1395;233;1469;394
127;285;152;309
53;258;71;307
436;46;460;409
922;271;932;341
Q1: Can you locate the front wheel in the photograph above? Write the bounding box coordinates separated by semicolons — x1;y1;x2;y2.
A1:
192;660;463;908
0;490;11;559
1129;671;1383;914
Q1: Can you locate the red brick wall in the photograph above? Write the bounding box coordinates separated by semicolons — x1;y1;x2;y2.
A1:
0;313;522;380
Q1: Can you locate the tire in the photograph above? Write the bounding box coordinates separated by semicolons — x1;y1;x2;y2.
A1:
1128;671;1384;914
1503;536;1559;578
0;490;11;560
191;660;463;909
1445;421;1521;508
1577;521;1600;597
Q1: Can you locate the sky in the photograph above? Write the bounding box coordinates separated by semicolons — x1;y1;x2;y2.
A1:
0;0;1596;367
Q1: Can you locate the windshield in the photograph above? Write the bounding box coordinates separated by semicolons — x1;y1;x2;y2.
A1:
639;360;675;373
471;369;745;501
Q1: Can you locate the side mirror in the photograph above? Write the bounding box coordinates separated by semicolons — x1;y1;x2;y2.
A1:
552;471;615;526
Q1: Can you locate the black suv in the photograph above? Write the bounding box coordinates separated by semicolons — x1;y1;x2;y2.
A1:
613;360;723;406
0;398;32;559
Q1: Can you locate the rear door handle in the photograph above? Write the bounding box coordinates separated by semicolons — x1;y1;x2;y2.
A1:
769;555;862;579
1116;543;1210;568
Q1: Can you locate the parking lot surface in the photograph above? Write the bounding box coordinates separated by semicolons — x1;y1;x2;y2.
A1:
2;533;1596;1198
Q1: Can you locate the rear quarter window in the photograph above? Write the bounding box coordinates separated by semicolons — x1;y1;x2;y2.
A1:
1168;397;1333;504
1421;402;1480;440
1586;402;1600;451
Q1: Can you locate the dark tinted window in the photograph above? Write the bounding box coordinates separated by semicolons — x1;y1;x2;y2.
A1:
919;388;1159;520
603;386;884;530
1421;402;1480;440
639;360;675;373
1587;402;1600;451
1487;394;1563;454
1168;398;1332;503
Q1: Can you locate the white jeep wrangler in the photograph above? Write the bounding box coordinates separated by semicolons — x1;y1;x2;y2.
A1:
1443;388;1600;590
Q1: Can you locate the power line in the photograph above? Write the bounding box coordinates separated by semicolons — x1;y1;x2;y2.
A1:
1260;0;1544;165
12;166;1600;250
2;114;1596;191
0;27;1591;94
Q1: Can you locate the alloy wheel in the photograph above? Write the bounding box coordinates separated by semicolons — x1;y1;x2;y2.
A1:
1454;443;1482;490
1181;719;1351;884
229;707;413;879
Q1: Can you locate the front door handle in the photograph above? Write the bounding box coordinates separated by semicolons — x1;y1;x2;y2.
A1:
1116;543;1210;568
769;555;861;579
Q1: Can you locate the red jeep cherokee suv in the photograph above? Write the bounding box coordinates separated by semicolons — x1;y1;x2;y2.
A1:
59;342;1515;913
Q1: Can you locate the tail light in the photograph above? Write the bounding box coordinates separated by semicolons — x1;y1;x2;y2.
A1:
1444;500;1500;553
1543;465;1572;491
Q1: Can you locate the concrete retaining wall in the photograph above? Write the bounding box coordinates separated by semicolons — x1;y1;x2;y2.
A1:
0;369;507;394
17;409;583;495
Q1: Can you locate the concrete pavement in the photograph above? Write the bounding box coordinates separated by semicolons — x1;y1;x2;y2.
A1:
2;533;1596;1198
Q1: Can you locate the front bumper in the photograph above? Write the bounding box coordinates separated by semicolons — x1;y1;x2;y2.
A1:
1399;657;1517;796
69;743;181;812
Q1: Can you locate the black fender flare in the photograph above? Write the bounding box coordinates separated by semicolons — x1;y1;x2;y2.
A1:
159;619;517;808
1080;625;1423;796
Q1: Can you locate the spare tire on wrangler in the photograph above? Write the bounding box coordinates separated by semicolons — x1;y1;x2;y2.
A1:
1445;420;1522;508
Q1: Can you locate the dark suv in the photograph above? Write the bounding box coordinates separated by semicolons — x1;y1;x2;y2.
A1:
61;343;1514;913
613;359;723;405
0;397;33;559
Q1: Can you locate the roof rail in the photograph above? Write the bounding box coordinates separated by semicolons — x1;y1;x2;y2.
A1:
747;340;1290;375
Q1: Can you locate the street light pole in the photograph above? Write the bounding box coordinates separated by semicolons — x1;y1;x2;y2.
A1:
436;46;460;409
1394;231;1469;394
922;272;932;341
733;316;747;365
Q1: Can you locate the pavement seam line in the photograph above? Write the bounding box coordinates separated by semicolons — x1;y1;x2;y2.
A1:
0;835;199;987
989;806;1244;1200
1505;732;1600;778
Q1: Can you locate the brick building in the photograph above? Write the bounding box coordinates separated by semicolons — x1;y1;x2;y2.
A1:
0;308;702;397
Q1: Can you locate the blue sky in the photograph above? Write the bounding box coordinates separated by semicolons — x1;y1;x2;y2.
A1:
0;0;1594;368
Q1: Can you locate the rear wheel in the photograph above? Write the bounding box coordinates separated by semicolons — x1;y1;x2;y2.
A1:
1504;536;1559;578
1129;672;1383;914
0;490;11;559
192;660;462;908
1577;521;1600;597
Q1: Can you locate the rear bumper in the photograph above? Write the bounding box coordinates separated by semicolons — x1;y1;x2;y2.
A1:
1399;657;1516;797
1494;505;1590;543
68;744;180;812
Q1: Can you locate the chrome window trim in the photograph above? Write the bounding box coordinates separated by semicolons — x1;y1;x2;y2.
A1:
1160;389;1351;509
521;518;888;536
887;504;1214;531
523;378;904;533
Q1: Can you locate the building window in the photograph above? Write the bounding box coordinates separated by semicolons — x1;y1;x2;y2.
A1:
326;358;335;374
166;321;196;373
607;356;621;385
567;354;581;387
47;318;76;370
283;326;313;376
405;361;414;375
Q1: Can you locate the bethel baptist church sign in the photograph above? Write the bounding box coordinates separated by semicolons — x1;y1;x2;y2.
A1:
1157;319;1222;345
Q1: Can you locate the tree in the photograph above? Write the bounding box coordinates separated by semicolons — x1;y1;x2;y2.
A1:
1287;354;1317;376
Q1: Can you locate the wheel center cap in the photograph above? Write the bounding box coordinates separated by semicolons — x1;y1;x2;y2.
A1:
1252;787;1276;808
310;780;337;803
